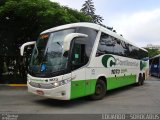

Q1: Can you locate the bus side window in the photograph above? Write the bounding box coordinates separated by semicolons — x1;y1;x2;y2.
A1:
96;33;114;57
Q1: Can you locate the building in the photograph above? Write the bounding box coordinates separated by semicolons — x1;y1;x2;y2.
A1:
146;44;160;51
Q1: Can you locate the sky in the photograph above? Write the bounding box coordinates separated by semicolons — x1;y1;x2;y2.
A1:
51;0;160;47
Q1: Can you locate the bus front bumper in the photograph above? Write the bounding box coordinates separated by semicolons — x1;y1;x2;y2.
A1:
27;82;71;100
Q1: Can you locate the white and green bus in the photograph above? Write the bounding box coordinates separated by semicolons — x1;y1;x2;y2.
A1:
20;22;149;100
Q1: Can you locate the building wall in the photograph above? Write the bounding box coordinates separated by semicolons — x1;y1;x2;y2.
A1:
146;44;160;51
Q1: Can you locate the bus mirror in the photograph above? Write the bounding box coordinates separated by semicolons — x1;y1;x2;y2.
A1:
63;33;88;51
20;41;36;56
63;51;68;58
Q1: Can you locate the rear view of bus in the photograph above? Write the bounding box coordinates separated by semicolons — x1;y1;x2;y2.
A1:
20;23;149;100
150;55;160;77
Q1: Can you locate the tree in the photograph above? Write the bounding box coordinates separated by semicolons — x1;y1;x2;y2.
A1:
92;14;104;25
145;48;160;58
81;0;119;32
0;0;91;83
81;0;95;16
0;0;91;56
81;0;104;24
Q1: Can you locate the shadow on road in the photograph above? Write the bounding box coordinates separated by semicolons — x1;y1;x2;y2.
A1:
33;97;94;108
33;84;138;108
149;75;160;81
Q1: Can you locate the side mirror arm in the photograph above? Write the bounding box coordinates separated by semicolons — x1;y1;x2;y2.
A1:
20;41;36;56
63;33;88;51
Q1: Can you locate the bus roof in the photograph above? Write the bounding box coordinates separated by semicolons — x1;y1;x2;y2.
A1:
150;54;160;59
41;22;101;34
41;22;147;52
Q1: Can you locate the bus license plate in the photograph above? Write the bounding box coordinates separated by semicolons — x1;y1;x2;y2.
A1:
36;90;44;95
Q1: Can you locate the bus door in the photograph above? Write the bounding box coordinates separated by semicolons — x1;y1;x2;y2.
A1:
70;40;90;99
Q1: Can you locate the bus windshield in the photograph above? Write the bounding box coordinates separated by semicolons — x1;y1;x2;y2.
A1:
29;29;75;75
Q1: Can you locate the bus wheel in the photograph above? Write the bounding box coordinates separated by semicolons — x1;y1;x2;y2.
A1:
137;74;143;86
142;74;145;85
158;74;160;78
90;79;106;100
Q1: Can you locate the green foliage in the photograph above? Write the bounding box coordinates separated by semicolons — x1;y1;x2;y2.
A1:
0;0;91;56
81;0;95;16
81;0;103;25
145;48;160;58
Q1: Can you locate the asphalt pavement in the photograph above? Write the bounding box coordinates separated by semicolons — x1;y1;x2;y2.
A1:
0;76;160;115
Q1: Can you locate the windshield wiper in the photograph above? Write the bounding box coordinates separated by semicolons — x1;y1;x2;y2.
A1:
56;42;62;47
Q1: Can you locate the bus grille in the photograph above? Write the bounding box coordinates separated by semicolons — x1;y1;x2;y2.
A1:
29;81;54;89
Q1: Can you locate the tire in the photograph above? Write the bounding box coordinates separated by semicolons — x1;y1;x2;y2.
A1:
137;74;144;86
142;74;145;85
158;73;160;78
90;79;106;100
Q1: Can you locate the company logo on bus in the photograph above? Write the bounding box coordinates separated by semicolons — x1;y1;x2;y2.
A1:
102;55;116;68
102;55;139;68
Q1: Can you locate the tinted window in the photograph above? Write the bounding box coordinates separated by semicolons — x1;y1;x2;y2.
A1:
96;33;114;56
150;57;159;65
96;33;130;57
129;45;139;59
114;39;130;57
77;27;98;58
71;41;87;70
129;45;148;59
96;32;148;59
138;49;148;60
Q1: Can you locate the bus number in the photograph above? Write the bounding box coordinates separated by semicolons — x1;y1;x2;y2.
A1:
111;69;120;74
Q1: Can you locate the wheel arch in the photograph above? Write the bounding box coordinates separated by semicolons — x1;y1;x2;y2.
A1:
97;75;107;88
143;73;145;80
139;73;142;78
90;75;107;100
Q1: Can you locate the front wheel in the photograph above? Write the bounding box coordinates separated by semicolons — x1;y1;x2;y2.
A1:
90;79;106;100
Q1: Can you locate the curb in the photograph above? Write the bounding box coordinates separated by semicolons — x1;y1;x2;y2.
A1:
0;84;27;87
8;84;27;87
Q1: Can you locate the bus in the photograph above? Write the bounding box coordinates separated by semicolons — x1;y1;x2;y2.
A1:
20;22;149;100
150;54;160;77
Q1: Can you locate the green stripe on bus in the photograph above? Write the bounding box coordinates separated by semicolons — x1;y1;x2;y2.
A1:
107;75;136;90
70;79;97;99
70;75;136;99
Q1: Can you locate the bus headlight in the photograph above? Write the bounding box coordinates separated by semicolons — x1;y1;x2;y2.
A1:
51;78;71;88
52;82;60;88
